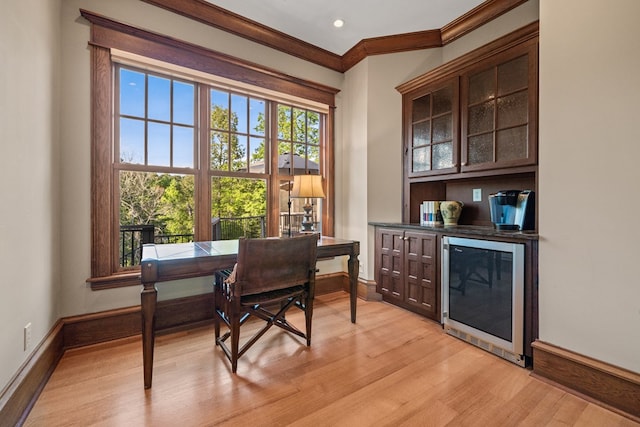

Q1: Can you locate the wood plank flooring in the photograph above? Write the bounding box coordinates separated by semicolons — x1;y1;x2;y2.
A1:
24;292;638;426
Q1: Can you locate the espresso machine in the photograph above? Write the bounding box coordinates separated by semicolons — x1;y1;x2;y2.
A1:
488;190;535;231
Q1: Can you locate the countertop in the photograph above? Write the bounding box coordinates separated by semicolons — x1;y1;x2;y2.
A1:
369;222;539;241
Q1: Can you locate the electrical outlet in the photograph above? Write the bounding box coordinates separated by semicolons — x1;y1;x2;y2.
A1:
24;323;32;351
472;188;482;202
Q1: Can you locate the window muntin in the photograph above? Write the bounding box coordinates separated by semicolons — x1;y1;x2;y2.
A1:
277;105;321;175
114;65;327;271
116;65;198;270
209;89;266;173
276;105;323;235
118;171;195;267
117;68;196;168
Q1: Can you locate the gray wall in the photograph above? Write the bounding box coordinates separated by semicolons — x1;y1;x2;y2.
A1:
538;0;640;372
0;0;62;393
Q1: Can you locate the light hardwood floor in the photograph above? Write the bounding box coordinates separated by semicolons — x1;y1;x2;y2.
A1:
25;292;638;426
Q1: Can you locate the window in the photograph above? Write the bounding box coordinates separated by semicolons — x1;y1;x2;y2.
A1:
276;105;324;235
84;11;338;286
116;68;197;267
114;65;328;271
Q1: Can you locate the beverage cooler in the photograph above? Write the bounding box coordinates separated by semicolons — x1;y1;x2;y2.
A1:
441;236;526;366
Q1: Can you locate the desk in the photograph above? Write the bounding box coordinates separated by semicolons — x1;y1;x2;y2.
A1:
140;236;360;388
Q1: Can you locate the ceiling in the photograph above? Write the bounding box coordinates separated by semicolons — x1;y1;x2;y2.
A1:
203;0;486;55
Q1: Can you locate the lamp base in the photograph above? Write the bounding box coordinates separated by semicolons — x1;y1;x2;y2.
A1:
300;201;314;232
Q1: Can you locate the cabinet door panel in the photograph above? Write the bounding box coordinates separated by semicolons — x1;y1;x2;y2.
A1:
468;134;493;164
432;115;452;143
412;146;430;172
498;55;528;95
468;101;494;134
432;142;454;170
413;94;430;120
376;228;404;300
468;68;494;104
413;121;431;146
496;126;528;161
433;86;453;115
404;231;437;316
497;91;528;128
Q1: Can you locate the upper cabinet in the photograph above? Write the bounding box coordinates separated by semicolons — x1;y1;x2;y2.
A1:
405;78;459;177
461;42;538;172
398;23;538;180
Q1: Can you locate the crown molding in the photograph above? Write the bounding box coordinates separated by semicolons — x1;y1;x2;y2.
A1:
441;0;528;44
80;9;339;107
140;0;343;71
142;0;529;73
341;29;442;71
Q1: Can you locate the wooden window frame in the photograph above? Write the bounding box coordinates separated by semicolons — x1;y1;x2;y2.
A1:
82;9;338;288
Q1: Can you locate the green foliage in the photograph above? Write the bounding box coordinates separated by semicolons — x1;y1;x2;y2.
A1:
160;175;195;235
119;98;320;245
119;171;165;227
119;171;195;236
211;177;266;218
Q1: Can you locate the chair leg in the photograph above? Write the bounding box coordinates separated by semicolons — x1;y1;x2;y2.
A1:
213;282;220;343
230;310;240;373
305;294;313;346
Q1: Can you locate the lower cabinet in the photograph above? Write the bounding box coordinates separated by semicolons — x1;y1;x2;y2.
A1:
375;227;439;321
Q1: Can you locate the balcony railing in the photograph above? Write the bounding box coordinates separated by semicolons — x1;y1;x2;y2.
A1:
211;215;266;241
120;224;157;268
120;214;316;267
279;212;304;236
120;216;268;267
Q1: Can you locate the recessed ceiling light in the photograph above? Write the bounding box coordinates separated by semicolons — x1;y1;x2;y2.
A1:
333;19;344;28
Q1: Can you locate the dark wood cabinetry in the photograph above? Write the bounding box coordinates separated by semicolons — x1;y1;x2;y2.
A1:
372;223;538;361
375;227;438;320
461;41;538;172
405;78;459;177
373;23;540;363
397;23;539;226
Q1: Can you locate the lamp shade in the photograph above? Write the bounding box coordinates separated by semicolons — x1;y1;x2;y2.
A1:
290;174;325;198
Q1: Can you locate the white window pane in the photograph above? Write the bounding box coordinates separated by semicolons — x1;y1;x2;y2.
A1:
120;69;145;117
231;94;248;133
173;81;194;125
248;137;265;173
250;98;265;136
173;126;194;168
119;118;145;164
148;122;170;166
210;90;229;130
231;135;247;172
148;75;171;121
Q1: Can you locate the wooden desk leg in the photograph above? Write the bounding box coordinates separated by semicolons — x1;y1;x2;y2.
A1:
348;245;360;323
141;283;157;389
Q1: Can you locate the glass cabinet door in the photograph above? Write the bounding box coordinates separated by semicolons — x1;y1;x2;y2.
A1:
407;79;459;177
461;43;538;172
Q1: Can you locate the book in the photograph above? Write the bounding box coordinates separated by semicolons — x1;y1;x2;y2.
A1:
422;201;443;226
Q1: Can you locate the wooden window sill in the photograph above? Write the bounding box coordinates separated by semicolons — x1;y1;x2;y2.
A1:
87;272;141;290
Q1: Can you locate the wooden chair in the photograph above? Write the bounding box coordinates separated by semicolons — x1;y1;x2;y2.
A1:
213;234;319;373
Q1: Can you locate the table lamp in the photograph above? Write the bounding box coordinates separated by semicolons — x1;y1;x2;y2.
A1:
291;174;325;232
